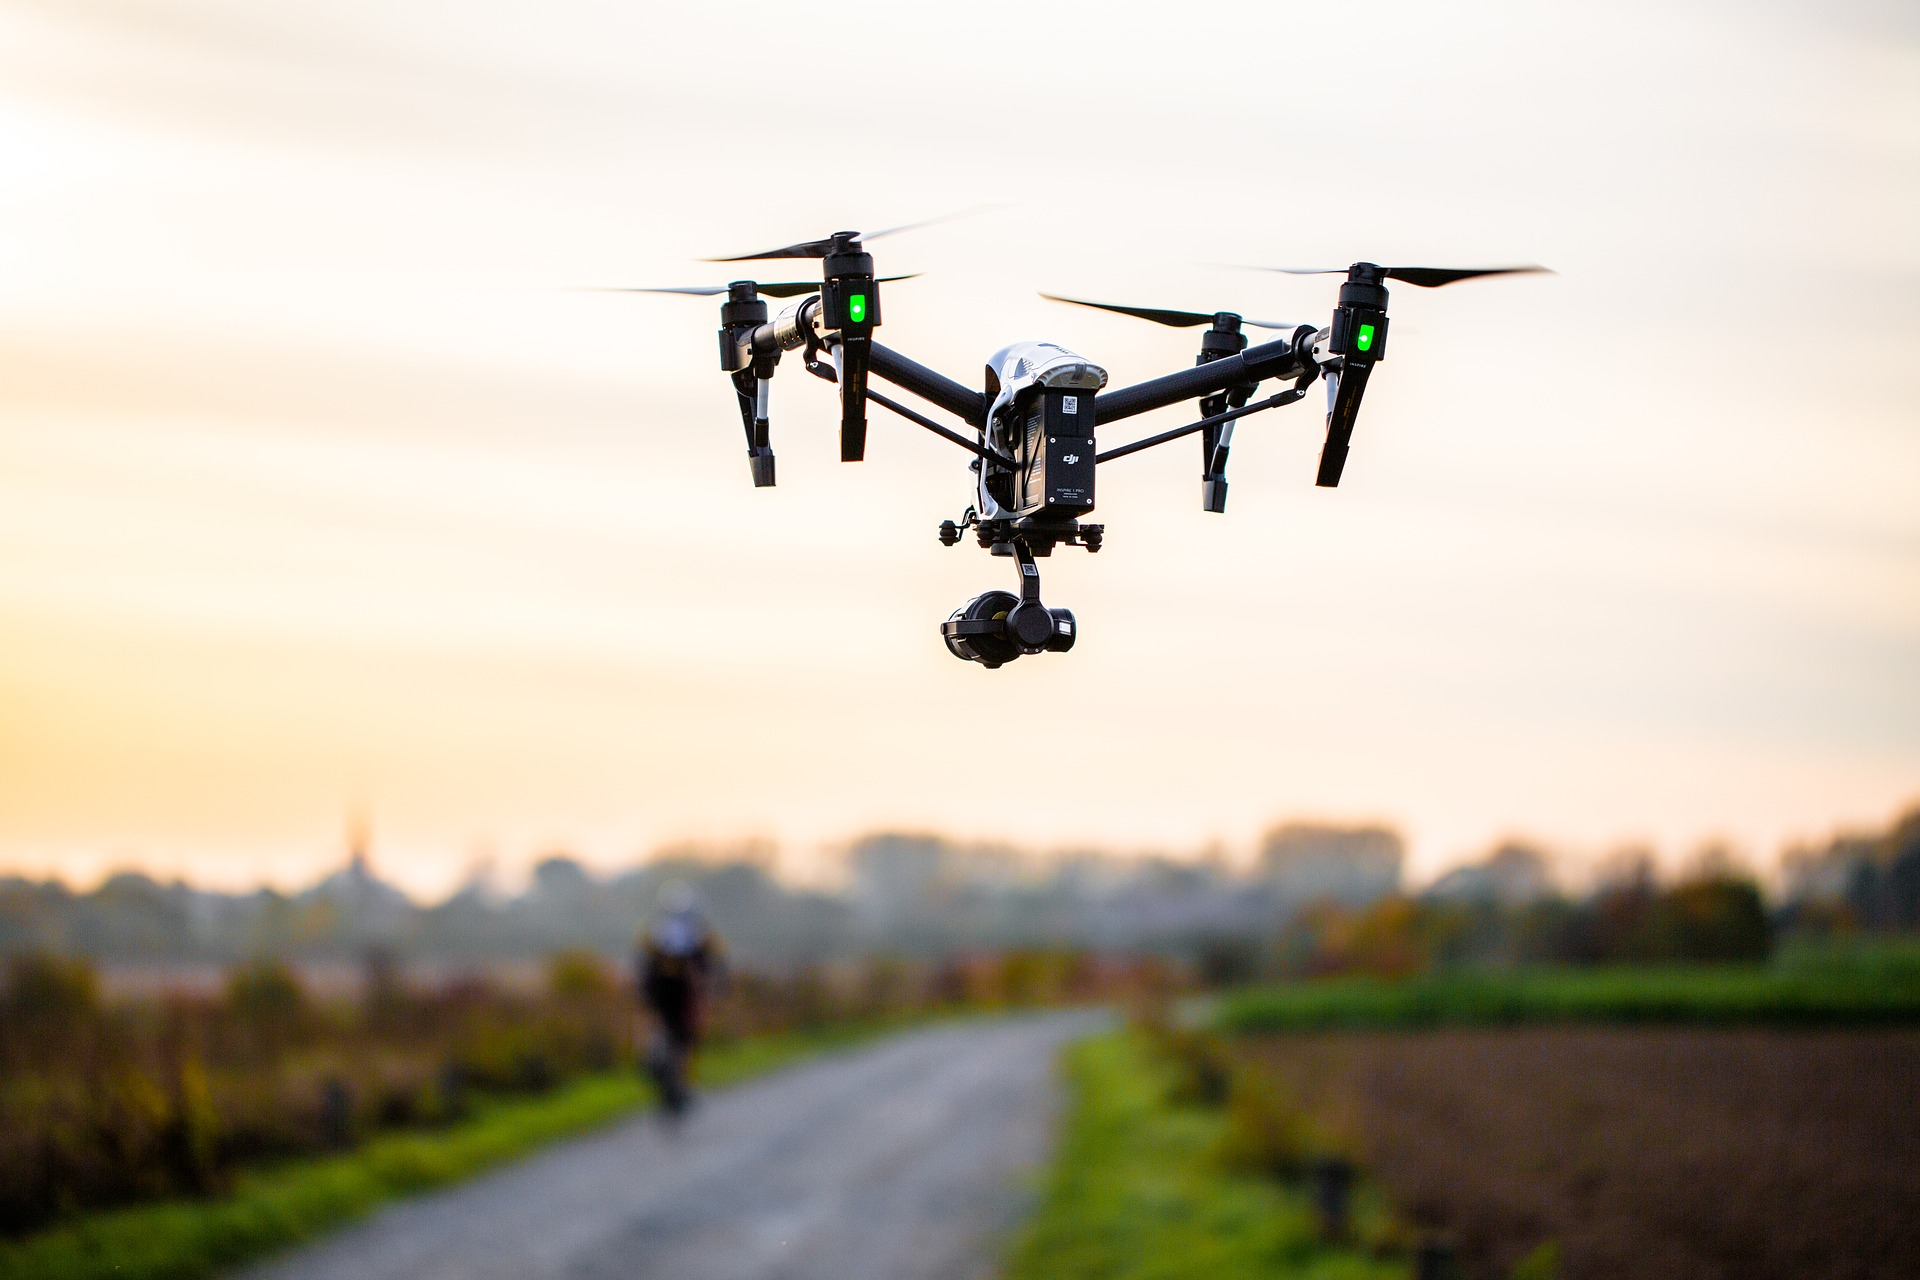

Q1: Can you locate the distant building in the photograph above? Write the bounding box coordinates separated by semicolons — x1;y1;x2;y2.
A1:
530;854;594;906
1258;823;1403;907
1425;842;1555;905
304;824;412;942
848;834;948;929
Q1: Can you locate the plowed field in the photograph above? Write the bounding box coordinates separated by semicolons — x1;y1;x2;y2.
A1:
1242;1028;1920;1280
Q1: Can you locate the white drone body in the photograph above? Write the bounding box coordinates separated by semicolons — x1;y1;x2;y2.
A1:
975;343;1109;521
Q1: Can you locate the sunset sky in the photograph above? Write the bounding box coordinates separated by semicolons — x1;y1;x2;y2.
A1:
1;0;1915;895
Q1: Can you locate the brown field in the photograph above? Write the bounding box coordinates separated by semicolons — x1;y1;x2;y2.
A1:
1240;1027;1920;1280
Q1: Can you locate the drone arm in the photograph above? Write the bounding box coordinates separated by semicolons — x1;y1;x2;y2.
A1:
1095;387;1307;465
799;341;998;463
868;390;1000;462
1094;327;1316;425
867;342;989;427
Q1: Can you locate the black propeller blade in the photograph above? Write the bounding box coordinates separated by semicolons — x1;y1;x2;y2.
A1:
1255;264;1553;288
590;275;919;299
704;207;992;262
1040;294;1301;330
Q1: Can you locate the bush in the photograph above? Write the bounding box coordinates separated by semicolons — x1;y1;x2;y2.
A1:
224;962;305;1020
1212;1067;1321;1178
2;954;98;1024
545;951;617;1001
1664;876;1771;963
1157;1029;1234;1108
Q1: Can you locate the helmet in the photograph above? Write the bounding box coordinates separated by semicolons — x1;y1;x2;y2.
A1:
652;879;706;957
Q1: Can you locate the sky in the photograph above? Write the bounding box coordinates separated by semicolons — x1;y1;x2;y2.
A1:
0;0;1915;896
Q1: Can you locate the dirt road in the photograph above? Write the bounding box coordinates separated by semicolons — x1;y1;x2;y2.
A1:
236;1013;1097;1280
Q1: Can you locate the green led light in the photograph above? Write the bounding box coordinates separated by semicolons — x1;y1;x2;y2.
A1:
1355;322;1376;352
849;293;868;324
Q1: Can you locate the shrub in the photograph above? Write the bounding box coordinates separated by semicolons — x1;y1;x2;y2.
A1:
545;951;617;1001
2;954;98;1024
1212;1067;1321;1178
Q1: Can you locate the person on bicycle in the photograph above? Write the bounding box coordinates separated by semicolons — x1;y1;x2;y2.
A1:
635;881;724;1113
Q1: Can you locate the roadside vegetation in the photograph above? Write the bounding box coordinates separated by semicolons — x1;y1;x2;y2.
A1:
1006;1027;1409;1280
0;946;1141;1280
0;1030;841;1280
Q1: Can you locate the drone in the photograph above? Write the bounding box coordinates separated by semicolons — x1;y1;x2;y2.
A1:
612;221;1547;668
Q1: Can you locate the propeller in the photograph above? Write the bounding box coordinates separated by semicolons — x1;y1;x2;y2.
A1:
1040;294;1302;330
1228;261;1553;487
1248;264;1553;288
588;275;919;299
704;207;993;262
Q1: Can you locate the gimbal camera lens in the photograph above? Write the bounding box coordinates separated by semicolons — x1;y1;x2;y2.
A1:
943;591;1021;668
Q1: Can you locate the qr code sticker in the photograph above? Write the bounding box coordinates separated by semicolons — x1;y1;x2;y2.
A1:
1062;396;1078;414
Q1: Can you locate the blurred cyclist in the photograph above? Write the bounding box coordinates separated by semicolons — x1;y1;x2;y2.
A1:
635;880;725;1115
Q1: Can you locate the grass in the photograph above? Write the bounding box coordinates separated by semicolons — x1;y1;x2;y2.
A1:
1214;954;1920;1033
0;1022;889;1280
1003;1031;1401;1280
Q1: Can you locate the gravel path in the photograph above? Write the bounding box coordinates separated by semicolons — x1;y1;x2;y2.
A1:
235;1012;1099;1280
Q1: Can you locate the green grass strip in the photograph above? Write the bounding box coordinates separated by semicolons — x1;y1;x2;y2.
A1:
0;1025;878;1280
1214;960;1920;1033
1004;1032;1399;1280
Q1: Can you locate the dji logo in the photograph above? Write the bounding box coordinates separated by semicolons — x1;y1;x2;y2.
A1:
1063;453;1080;465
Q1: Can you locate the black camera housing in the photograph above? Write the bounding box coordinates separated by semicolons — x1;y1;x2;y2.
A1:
942;592;1077;667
